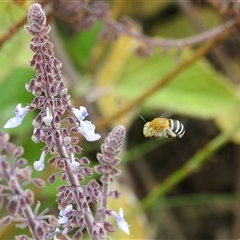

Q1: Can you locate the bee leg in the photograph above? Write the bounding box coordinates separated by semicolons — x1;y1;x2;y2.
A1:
166;129;177;138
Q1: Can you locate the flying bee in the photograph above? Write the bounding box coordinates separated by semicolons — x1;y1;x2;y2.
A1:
143;118;185;138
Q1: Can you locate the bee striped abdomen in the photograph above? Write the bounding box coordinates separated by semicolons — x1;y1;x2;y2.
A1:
168;119;185;138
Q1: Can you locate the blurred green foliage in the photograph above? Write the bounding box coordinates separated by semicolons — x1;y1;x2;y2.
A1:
1;1;240;239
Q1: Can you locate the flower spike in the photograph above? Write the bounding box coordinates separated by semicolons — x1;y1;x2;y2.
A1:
4;104;29;128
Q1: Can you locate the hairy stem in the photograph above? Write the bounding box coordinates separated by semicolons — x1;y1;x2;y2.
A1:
54;136;94;237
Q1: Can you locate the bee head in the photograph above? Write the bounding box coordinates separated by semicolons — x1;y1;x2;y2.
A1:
143;122;154;137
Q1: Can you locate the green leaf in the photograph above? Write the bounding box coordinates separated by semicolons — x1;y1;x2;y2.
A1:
59;21;102;70
0;67;35;131
0;4;32;81
114;49;240;118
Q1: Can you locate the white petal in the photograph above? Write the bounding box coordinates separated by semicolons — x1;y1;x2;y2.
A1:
4;104;29;128
79;106;88;119
58;204;73;224
64;204;73;213
4;117;23;128
15;103;22;113
58;215;68;224
79;120;101;142
33;152;46;171
33;161;45;171
70;161;80;171
81;131;101;142
117;218;130;235
43;107;53;126
72;106;88;121
110;209;130;235
119;208;124;217
15;104;29;118
60;204;73;216
54;228;61;240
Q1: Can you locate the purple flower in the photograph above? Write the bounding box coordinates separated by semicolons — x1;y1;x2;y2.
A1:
42;107;53;126
70;152;80;171
78;120;101;142
72;106;88;121
33;151;46;171
72;106;101;142
53;227;68;240
109;208;130;235
54;228;61;240
4;104;29;128
58;204;73;224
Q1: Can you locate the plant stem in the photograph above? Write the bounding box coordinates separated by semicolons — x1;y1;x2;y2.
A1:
96;15;240;129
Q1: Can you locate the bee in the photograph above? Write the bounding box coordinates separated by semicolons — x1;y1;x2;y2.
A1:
143;118;185;138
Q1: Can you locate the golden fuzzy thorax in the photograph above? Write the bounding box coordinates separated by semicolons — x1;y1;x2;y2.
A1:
151;118;169;131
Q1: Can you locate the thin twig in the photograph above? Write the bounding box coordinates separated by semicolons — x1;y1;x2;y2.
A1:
177;0;240;83
0;0;49;49
95;15;240;130
83;3;236;48
0;15;27;49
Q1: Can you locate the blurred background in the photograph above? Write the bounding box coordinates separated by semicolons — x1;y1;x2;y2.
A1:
1;0;240;239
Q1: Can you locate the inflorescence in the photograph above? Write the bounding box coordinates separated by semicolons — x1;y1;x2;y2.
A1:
1;3;129;240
